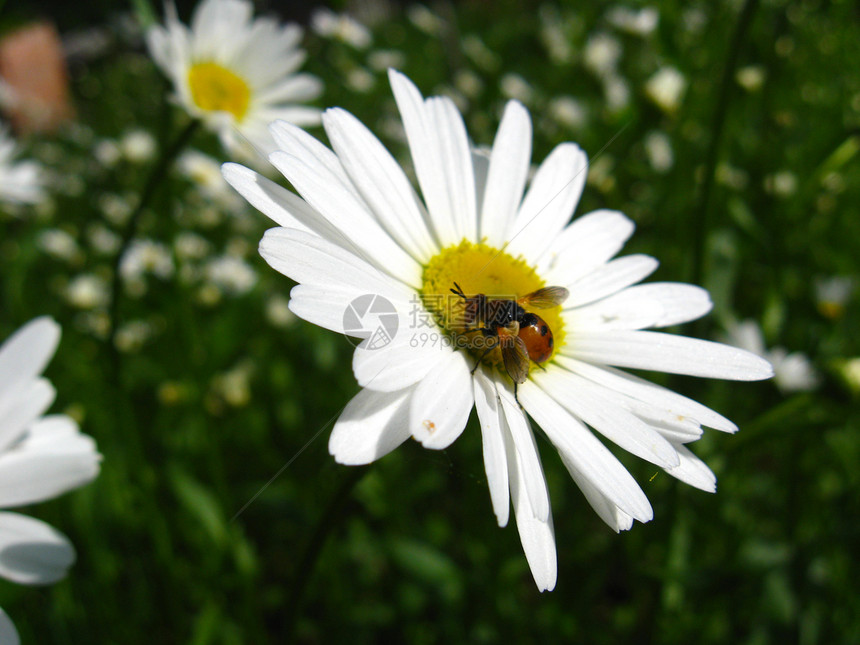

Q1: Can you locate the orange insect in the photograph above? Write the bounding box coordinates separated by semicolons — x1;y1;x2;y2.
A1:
450;282;569;395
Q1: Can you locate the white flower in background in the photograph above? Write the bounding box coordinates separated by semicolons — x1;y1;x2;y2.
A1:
736;65;766;92
764;170;797;198
177;149;245;212
37;229;81;263
407;5;444;35
64;274;110;310
644;130;674;173
645;66;686;113
723;320;818;393
814;275;853;319
583;33;622;78
548;96;587;130
119;239;175;282
93;139;121;167
119;129;156;163
606;7;659;36
86;223;122;256
146;0;322;159
265;293;297;328
174;231;213;261
604;74;631;112
500;74;534;104
0;126;44;207
0;317;101;643
310;8;372;49
223;70;772;591
205;254;257;295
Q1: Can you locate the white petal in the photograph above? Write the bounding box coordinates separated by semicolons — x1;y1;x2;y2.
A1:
0;378;55;452
351;329;446;392
0;317;60;394
329;387;413;465
254;73;323;104
506;143;587;261
564;254;659;308
259;227;413;302
410;350;473;449
519;381;653;523
287;284;376;336
472;367;510;527
533;367;680;468
322;107;438;261
556;356;738;433
425;97;478;243
665;443;717;492
566;331;775;381
480;100;532;247
268;119;357;192
559;454;634;532
498;385;550;522
388;70;476;245
567;282;712;331
503;420;557;592
0;608;19;645
0;512;74;585
222;162;317;233
269;151;423;287
538;210;635;285
0;439;100;508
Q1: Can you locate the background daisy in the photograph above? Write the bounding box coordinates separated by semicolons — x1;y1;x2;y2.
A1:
145;0;322;159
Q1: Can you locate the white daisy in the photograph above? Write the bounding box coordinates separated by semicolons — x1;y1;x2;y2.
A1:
0;126;44;207
145;0;322;158
223;70;773;591
0;317;101;639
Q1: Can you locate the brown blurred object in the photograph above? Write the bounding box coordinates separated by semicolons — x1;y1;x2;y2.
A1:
0;22;75;134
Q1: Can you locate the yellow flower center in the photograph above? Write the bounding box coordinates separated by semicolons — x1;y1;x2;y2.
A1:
187;62;251;121
421;240;566;375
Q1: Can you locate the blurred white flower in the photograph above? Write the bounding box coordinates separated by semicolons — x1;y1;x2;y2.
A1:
407;5;444;35
736;65;766;92
454;70;484;99
120;239;174;283
814;275;854;319
64;274;109;310
346;68;375;94
604;74;631;112
97;192;133;226
764;170;797;197
177;149;244;212
0;126;44;207
37;229;80;262
367;49;406;72
645;67;686;113
146;0;322;158
119;129;156;163
540;11;573;64
715;162;749;190
174;231;213;261
0;317;101;639
607;7;659;36
644;131;674;173
114;320;155;353
723;320;819;393
205;254;257;295
548;96;587;130
93;139;121;167
461;34;499;71
583;33;622;78
500;73;534;104
86;223;121;256
265;292;297;328
311;8;372;48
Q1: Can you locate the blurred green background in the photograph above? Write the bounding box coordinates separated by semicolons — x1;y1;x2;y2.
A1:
1;0;859;642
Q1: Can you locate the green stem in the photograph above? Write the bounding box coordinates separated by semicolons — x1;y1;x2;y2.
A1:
284;466;368;643
107;118;200;378
690;0;760;288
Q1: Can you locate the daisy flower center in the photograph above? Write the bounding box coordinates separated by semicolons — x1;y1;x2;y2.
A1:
187;62;251;121
421;240;566;371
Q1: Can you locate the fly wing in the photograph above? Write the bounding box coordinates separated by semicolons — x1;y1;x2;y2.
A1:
519;286;569;309
501;334;530;384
